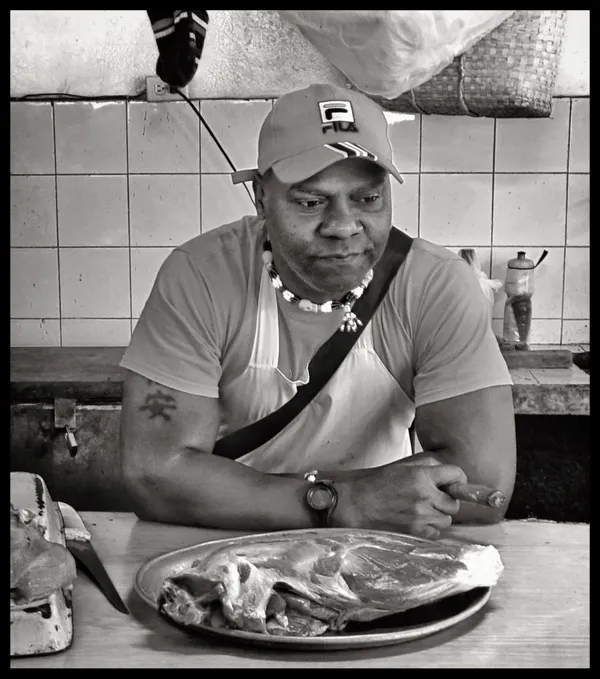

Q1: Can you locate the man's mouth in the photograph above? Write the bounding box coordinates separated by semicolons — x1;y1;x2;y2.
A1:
317;252;363;260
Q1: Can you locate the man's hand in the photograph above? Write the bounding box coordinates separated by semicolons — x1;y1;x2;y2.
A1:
398;453;506;509
335;459;469;540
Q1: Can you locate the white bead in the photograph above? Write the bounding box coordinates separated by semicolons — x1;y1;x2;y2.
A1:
320;301;332;313
298;299;313;311
262;250;273;264
273;277;283;289
282;290;294;302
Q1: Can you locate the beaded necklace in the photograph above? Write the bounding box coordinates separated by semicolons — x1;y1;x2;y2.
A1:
261;240;373;333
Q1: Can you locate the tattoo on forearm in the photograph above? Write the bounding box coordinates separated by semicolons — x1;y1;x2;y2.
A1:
139;390;177;421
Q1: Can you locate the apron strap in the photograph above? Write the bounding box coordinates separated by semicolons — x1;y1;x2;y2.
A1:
212;227;414;460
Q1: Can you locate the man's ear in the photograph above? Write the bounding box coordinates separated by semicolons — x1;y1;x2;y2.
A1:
253;173;267;219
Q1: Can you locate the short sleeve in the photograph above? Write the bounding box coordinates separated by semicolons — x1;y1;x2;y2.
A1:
412;258;512;408
120;249;222;397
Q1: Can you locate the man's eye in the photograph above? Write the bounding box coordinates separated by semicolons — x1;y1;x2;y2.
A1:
359;194;381;204
296;199;323;209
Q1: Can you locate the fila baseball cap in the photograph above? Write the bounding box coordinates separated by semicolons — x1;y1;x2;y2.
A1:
231;83;404;186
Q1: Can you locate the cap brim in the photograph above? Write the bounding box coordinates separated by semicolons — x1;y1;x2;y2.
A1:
271;145;404;186
231;169;258;185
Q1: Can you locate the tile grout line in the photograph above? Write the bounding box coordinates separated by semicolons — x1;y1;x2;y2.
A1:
12;315;583;322
51;102;63;347
417;114;422;238
490;117;497;279
10;170;588;177
15;317;135;320
11;243;590;249
559;98;573;345
126;101;134;337
198;98;203;236
11;245;178;249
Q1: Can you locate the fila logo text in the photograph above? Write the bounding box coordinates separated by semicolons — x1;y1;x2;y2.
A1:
321;121;359;134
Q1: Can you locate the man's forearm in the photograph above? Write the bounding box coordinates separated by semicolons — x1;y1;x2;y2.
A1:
278;457;506;524
125;448;318;530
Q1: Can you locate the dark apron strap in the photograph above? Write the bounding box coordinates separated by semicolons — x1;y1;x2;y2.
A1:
212;227;414;460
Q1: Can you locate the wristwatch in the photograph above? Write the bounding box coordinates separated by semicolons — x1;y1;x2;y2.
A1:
304;471;338;528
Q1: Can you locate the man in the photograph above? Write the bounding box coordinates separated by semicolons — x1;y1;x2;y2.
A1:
119;83;516;540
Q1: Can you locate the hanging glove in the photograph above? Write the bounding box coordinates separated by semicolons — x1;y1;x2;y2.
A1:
146;10;209;89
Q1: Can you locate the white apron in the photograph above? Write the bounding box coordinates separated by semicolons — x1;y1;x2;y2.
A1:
218;265;415;473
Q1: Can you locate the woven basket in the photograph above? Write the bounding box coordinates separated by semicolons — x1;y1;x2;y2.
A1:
367;10;568;118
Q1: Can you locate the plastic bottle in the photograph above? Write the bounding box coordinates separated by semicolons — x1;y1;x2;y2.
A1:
502;250;548;348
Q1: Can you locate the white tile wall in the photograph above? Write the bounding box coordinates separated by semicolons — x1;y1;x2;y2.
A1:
563;248;590;320
11;249;59;318
562;320;590;345
569;99;590;173
57;175;129;247
420;174;492;245
10;102;55;174
493;174;567;246
529;320;563;345
10;96;589;346
61;319;131;347
128;101;200;174
129;174;201;246
11;176;57;246
54;101;127;174
59;248;130;318
566;174;590;246
495;98;570;172
11;319;61;347
421;115;494;172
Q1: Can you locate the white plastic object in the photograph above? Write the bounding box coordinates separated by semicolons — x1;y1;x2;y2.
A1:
10;472;74;657
279;11;516;100
458;249;503;315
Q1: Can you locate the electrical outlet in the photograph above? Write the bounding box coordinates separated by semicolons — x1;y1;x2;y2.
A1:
145;76;188;102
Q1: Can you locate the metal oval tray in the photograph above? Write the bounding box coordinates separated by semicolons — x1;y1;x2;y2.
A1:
134;528;492;651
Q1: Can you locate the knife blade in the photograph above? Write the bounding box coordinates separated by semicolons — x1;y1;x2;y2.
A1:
57;502;129;615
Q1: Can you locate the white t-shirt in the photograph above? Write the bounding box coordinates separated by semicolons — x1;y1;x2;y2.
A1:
121;215;512;414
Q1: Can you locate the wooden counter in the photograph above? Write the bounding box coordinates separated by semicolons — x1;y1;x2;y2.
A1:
10;346;590;415
9;514;590;668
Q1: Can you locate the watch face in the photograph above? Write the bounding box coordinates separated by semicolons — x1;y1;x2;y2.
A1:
307;486;334;511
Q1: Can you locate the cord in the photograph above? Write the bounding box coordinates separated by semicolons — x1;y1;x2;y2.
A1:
171;87;256;208
11;91;147;102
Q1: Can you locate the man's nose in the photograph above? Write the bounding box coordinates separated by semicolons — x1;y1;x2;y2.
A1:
319;200;362;238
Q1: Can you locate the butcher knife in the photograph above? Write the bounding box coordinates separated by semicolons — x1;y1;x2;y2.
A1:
57;502;129;615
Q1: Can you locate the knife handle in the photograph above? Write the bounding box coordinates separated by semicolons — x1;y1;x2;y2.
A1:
58;502;91;542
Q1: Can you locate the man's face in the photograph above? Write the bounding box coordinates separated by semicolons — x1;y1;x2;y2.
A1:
256;158;392;303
